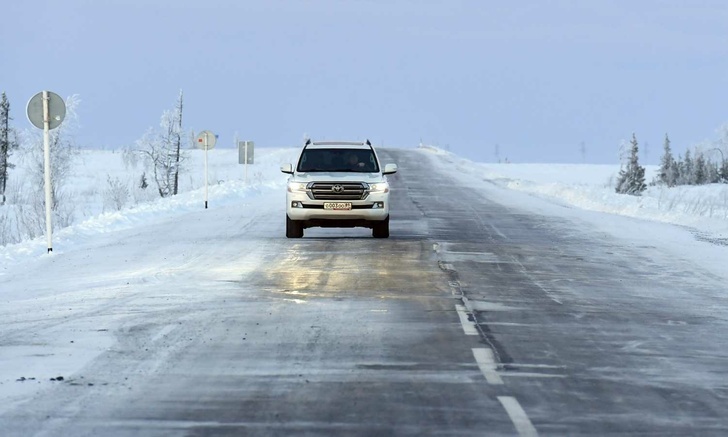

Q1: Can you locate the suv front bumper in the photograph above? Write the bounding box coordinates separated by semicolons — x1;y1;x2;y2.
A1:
286;192;390;224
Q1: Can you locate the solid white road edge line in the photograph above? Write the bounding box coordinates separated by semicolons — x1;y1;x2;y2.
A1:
455;304;478;335
498;396;538;437
472;348;504;385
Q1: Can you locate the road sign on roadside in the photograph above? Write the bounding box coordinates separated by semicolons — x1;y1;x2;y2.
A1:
196;130;216;209
27;91;66;130
238;141;254;164
238;141;254;184
196;130;217;150
26;90;67;253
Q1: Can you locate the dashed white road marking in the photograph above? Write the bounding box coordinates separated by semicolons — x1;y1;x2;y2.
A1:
498;396;538;437
472;348;503;385
502;372;566;379
455;304;478;335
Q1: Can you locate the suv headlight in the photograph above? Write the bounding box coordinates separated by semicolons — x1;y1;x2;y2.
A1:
287;182;308;193
367;182;389;193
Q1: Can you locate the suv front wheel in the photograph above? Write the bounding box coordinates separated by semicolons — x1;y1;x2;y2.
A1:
286;215;304;238
372;216;390;238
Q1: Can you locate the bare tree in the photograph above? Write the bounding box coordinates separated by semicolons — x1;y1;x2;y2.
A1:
1;92;19;205
172;91;183;196
136;91;187;198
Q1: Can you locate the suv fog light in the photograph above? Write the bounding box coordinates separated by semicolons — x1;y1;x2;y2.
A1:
291;201;303;208
373;202;384;209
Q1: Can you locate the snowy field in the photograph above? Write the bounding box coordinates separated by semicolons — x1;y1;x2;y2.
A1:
1;145;727;266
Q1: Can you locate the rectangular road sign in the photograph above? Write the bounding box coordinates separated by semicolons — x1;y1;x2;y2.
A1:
238;141;254;164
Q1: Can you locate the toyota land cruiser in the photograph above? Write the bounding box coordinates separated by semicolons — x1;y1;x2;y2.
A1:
280;140;397;238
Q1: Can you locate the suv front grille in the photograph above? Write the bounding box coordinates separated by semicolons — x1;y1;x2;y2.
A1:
310;182;367;200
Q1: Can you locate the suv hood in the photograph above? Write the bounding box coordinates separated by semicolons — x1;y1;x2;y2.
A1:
293;172;384;183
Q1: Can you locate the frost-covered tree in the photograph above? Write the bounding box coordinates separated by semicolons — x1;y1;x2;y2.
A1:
719;159;728;183
714;125;728;183
694;152;707;185
706;159;721;184
658;133;677;187
677;150;694;185
670;156;682;185
615;133;646;195
1;92;19;205
135;91;188;198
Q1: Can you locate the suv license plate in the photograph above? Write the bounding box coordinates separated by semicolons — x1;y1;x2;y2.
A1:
324;202;352;211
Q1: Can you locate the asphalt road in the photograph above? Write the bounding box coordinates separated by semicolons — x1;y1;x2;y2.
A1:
2;149;727;436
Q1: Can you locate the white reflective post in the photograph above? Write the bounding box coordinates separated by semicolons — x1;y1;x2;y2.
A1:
42;91;53;253
204;134;209;209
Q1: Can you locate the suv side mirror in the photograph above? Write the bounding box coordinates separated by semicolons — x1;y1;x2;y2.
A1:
383;163;397;175
281;163;294;174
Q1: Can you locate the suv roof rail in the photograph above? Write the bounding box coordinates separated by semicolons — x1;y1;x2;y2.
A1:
302;139;374;150
311;141;367;146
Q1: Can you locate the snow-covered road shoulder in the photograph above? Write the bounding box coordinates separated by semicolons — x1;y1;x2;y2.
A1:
419;146;728;242
419;146;728;281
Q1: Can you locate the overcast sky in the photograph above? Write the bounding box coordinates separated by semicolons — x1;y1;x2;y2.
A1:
2;0;727;164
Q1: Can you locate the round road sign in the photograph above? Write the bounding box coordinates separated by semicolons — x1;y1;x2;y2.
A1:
196;130;217;150
27;91;66;130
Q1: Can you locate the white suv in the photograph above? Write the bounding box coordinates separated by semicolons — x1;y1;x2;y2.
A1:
281;140;397;238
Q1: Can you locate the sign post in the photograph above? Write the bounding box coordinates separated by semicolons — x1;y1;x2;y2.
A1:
195;130;216;209
238;140;254;183
26;91;66;253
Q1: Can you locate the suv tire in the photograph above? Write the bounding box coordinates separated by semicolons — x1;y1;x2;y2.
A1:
286;215;304;238
372;216;390;238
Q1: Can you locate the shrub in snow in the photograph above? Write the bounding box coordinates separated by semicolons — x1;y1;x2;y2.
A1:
0;208;16;245
122;146;140;170
103;175;129;212
139;172;148;190
15;187;76;239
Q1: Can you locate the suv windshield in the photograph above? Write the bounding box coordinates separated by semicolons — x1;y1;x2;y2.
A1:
297;148;380;173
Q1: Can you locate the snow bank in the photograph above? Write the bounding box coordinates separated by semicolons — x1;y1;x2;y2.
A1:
0;147;298;267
